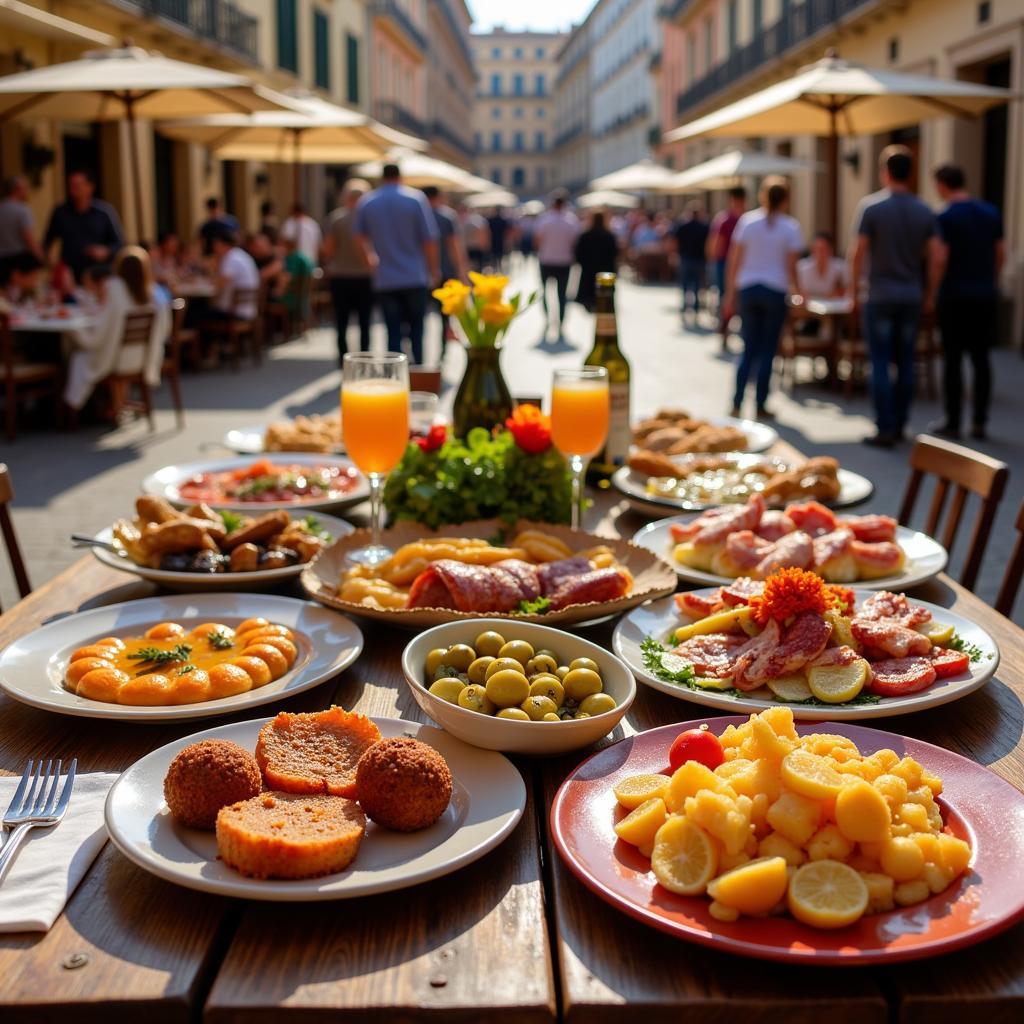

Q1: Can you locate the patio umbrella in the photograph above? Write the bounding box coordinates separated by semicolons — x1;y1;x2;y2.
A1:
658;149;820;193
589;159;676;192
0;44;284;237
157;91;425;199
464;189;519;208
353;150;477;190
518;199;546;216
576;189;640;210
664;51;1013;236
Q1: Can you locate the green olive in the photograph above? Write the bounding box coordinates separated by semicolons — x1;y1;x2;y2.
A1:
555;665;570;680
485;657;525;681
573;711;592;720
444;644;477;672
429;677;466;704
521;694;558;720
457;683;495;714
529;676;565;707
498;640;535;667
425;648;448;678
474;631;506;657
563;667;603;702
579;692;617;716
496;707;530;721
484;669;531;708
467;656;496;685
569;657;600;674
541;712;561;722
526;654;558;677
534;648;559;662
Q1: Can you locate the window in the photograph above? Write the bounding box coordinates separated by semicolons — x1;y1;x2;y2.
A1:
536;166;545;186
491;167;502;183
535;73;546;95
491;47;501;58
490;72;501;95
513;131;524;151
535;47;545;58
474;131;482;151
888;37;899;62
703;17;713;70
492;106;502;118
686;33;696;85
491;131;502;151
727;0;737;51
513;73;524;96
978;1;991;22
345;32;360;104
276;0;298;73
514;106;524;118
535;131;545;150
512;166;525;187
514;47;523;58
313;9;329;90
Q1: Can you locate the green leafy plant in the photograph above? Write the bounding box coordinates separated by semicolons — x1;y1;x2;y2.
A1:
516;596;552;616
947;631;990;663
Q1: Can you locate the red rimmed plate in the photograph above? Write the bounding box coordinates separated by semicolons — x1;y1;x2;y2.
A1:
551;717;1024;965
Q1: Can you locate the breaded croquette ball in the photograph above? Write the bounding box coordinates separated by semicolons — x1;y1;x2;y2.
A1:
354;737;452;832
163;739;262;829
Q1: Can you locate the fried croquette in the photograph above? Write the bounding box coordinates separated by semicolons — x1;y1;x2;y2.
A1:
354;737;452;832
255;707;381;797
216;792;366;879
163;739;262;829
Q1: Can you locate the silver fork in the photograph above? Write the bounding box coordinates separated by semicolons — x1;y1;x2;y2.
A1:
0;759;77;884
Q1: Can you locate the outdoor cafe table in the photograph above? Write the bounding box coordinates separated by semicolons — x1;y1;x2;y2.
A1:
1;462;1023;1020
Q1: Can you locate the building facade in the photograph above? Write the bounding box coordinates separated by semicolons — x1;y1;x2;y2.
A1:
426;0;476;168
657;0;1024;343
471;27;563;197
553;20;592;192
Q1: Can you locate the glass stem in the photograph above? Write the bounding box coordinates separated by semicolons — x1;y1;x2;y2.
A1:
570;455;584;531
368;472;384;549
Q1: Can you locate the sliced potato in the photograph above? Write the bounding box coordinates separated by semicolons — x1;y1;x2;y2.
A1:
673;606;752;643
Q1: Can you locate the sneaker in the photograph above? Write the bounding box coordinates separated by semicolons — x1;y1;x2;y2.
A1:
863;432;897;449
971;424;988;441
928;421;960;440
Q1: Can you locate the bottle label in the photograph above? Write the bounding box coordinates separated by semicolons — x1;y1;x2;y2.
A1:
605;381;631;467
595;312;616;335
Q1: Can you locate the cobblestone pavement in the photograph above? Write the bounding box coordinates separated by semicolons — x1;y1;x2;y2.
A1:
3;256;1023;623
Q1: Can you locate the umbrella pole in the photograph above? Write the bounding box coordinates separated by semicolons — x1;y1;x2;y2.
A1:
125;97;147;243
829;104;839;243
292;129;301;206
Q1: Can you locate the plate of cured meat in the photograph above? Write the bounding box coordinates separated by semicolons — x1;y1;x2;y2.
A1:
632;497;948;591
612;569;998;720
301;519;678;627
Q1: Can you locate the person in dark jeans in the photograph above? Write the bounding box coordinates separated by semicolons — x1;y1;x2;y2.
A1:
323;179;374;360
378;288;428;365
931;164;1005;441
673;201;709;322
848;145;941;447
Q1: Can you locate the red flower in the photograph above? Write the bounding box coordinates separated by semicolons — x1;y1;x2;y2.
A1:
414;423;448;453
505;404;552;454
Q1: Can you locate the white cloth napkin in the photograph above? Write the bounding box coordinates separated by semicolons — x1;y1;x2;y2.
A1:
0;771;117;932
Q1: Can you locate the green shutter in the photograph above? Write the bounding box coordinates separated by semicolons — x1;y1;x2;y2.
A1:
314;9;330;90
276;0;298;73
346;33;360;105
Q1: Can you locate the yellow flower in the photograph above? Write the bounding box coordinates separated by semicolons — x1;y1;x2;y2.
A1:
469;271;509;303
432;279;471;316
480;301;514;327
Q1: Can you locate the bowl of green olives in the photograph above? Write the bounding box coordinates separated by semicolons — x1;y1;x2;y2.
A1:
401;619;636;754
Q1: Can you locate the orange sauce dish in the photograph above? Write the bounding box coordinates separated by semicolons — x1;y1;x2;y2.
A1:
64;617;299;706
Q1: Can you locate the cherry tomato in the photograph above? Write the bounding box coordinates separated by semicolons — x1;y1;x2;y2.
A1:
668;725;725;773
929;647;970;678
868;657;937;697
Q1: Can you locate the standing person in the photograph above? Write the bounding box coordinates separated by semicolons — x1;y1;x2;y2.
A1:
0;175;44;275
423;186;467;344
259;199;279;243
43;169;124;282
280;201;322;262
197;196;239;256
848;145;941;448
707;186;746;350
535;190;580;338
930;164;1004;441
462;205;490;272
353;163;439;366
486;206;510;270
723;177;803;419
573;211;618;312
322;179;373;359
673;201;709;324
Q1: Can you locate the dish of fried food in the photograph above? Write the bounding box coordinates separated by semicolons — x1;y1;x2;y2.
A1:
164;739;262;829
355;737;453;831
264;412;342;453
633;409;747;455
65;617;300;706
255;707;382;797
111;495;334;575
216;792;366;879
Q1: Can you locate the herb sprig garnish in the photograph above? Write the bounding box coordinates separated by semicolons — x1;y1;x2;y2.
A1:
947;631;991;663
207;630;234;650
516;596;552;616
128;642;193;676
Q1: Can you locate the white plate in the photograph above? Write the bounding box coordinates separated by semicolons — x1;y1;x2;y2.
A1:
632;516;948;591
89;512;354;592
718;415;777;453
0;593;363;722
612;460;874;515
222;425;344;456
104;716;525;900
613;593;999;721
142;454;368;512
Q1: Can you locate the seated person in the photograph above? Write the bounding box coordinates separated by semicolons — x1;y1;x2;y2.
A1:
245;231;283;285
205;226;259;323
0;251;44;308
273;235;316;321
795;231;846;337
150;230;182;285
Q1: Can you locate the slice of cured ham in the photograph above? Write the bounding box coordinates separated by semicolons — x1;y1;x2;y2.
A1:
752;530;814;579
731;612;832;690
670;633;752;678
840;514;898;543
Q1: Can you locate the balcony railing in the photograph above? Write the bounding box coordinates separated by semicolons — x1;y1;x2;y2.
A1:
373;0;429;54
675;0;874;117
374;100;426;139
128;0;259;64
429;119;474;159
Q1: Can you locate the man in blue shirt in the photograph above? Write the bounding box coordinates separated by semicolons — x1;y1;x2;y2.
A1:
931;164;1005;441
43;169;123;282
354;164;439;365
198;196;240;257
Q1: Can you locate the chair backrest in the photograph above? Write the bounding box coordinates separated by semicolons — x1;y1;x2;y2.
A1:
0;312;13;381
0;463;31;609
231;288;259;320
898;434;1009;591
995;499;1024;619
121;309;156;349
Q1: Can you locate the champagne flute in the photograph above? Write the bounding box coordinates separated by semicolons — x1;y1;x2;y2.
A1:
341;352;410;565
550;366;609;530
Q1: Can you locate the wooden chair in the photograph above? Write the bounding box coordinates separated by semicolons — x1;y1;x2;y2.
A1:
2;312;62;442
899;434;1009;591
914;314;941;400
266;269;315;343
995;499;1024;618
0;463;31;611
776;305;836;391
162;298;191;428
101;309;157;429
202;288;261;369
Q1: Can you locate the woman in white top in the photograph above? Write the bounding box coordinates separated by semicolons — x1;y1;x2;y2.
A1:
723;177;803;417
65;245;170;410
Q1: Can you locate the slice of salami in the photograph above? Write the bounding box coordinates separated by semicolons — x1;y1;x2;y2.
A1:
868;657;937;696
537;557;592;594
546;567;630;610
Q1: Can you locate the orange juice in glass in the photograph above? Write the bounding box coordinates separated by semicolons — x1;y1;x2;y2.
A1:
551;367;608;529
341;352;409;565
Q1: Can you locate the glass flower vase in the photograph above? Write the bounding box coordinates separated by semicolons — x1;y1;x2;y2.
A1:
452;339;513;438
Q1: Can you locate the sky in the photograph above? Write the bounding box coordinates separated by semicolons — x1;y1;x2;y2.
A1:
467;0;595;34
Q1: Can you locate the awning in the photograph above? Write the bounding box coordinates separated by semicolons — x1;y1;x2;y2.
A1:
0;0;115;46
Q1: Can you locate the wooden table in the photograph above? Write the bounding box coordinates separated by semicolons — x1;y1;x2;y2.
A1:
2;485;1023;1022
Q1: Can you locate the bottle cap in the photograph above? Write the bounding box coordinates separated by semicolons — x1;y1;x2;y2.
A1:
596;272;616;286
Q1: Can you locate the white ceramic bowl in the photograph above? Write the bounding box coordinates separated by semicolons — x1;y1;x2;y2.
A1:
402;619;636;755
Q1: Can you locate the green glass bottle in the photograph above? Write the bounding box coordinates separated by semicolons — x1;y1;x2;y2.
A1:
584;272;631;480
